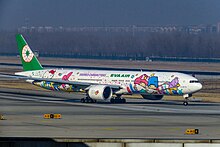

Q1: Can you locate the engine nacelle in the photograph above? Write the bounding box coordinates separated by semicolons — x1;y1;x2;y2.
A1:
88;85;112;100
141;94;164;100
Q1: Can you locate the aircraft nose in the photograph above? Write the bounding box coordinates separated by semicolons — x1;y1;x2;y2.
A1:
196;83;203;92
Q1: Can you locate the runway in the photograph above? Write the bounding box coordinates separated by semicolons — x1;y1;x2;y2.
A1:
0;88;220;139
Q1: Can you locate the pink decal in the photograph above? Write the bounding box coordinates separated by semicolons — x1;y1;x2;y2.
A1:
61;72;73;88
49;70;56;74
62;72;73;81
134;74;149;85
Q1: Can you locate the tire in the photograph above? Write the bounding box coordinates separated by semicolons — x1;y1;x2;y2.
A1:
81;98;85;103
183;101;188;106
110;98;115;103
122;98;126;103
88;99;93;103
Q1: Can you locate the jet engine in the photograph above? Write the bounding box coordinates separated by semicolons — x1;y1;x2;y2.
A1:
88;85;112;100
141;94;164;100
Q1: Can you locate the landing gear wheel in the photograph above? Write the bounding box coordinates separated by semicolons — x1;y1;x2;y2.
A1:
110;98;115;103
110;98;126;104
81;98;96;103
81;98;85;103
110;98;115;104
183;101;188;106
87;98;93;103
183;94;191;106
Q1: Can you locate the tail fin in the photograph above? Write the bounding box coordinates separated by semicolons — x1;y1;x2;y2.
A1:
16;34;43;71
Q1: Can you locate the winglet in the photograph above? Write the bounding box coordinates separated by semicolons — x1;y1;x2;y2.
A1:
16;34;43;71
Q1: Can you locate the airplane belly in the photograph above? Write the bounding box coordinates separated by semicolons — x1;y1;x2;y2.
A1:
32;81;82;92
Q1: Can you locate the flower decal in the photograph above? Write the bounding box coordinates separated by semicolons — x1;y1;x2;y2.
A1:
22;45;34;62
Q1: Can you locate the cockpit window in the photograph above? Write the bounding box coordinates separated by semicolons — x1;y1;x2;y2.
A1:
189;80;199;83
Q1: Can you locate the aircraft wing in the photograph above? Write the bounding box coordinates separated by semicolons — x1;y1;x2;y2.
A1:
0;73;121;90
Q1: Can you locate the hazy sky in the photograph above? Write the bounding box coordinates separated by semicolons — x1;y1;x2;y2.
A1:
1;0;220;30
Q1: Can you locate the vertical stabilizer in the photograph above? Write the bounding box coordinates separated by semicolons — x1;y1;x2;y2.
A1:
16;34;43;71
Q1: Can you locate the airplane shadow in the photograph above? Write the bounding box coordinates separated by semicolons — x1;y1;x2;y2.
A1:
122;101;220;106
63;99;220;107
3;89;218;107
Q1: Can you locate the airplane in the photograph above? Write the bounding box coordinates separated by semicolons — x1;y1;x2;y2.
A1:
3;34;203;106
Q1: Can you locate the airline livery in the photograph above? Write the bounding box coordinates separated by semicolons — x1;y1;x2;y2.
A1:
13;34;202;106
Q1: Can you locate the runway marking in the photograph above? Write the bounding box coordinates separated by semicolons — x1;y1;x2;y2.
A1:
0;92;220;114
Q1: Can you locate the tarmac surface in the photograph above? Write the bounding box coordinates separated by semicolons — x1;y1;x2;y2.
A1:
0;88;220;139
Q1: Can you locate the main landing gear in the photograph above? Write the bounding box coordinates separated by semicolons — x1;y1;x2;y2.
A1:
110;95;126;104
80;96;96;103
183;94;192;106
80;94;126;104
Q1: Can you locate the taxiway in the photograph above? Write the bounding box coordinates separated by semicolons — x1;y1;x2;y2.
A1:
0;88;220;139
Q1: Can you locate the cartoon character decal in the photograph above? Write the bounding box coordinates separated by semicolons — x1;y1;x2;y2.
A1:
134;74;149;89
158;77;182;95
34;70;183;95
42;70;56;79
33;81;78;92
33;72;78;92
127;73;183;95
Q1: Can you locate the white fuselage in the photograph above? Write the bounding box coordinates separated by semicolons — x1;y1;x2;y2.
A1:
15;69;202;96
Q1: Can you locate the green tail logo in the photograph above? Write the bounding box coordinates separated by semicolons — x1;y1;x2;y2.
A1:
16;34;43;71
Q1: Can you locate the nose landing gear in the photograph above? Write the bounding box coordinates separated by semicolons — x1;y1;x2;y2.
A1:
183;101;188;106
183;94;192;106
